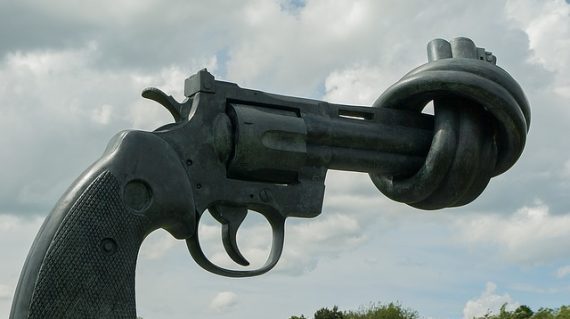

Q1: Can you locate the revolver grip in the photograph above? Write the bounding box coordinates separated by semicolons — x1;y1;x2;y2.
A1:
11;131;195;319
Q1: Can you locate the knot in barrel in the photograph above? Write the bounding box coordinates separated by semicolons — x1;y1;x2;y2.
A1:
369;38;530;210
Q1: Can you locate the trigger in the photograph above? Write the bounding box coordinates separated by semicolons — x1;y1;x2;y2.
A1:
209;205;250;266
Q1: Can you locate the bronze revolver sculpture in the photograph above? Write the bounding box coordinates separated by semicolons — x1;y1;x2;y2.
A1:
10;37;530;318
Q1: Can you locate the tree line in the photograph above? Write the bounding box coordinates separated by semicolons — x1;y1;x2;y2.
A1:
288;303;570;319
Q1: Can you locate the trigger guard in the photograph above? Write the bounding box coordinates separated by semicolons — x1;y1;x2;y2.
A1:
186;213;285;277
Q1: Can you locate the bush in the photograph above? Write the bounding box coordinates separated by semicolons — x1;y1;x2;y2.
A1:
474;304;570;319
290;302;418;319
290;303;570;319
315;306;345;319
345;302;419;319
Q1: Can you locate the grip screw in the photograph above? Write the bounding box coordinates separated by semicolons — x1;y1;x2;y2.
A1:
100;238;117;255
123;179;152;212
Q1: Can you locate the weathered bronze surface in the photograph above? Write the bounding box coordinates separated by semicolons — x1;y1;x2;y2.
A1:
10;37;530;318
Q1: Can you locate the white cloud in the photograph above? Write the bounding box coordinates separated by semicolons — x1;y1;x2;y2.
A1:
273;171;411;276
510;282;570;294
0;215;44;315
557;265;570;278
323;65;397;105
563;160;570;179
226;0;523;97
90;104;114;125
140;230;178;260
0;43;219;214
463;282;519;319
506;0;570;70
0;285;11;300
277;213;366;275
456;202;570;265
0;215;44;233
209;291;237;313
506;0;570;97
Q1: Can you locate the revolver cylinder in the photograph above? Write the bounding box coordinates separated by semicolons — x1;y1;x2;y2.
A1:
227;104;307;184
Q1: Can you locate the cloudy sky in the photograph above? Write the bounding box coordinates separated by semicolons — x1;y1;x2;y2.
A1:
1;0;570;318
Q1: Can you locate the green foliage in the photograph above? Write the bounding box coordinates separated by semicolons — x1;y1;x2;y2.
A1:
531;308;555;319
315;306;345;319
345;302;419;319
290;303;570;319
289;302;418;319
513;305;534;319
557;306;570;319
474;304;570;319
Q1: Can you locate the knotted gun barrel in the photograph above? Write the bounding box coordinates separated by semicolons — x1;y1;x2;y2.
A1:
370;37;530;209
